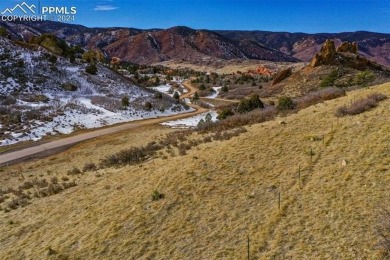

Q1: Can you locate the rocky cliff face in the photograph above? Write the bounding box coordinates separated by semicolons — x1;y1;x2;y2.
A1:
310;40;385;71
310;39;337;67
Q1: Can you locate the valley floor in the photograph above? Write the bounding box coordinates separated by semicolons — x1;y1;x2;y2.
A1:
0;83;389;259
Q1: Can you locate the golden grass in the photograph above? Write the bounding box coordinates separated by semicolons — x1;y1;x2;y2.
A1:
0;83;389;259
154;60;302;75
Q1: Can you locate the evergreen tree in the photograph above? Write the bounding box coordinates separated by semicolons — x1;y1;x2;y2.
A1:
173;91;180;100
121;96;130;107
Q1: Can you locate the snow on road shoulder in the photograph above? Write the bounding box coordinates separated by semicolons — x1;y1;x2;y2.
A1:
161;111;218;129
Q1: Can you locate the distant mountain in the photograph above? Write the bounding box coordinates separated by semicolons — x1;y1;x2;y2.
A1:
216;30;390;66
102;26;298;64
1;20;390;66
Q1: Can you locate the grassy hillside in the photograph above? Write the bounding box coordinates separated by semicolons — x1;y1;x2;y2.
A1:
0;83;389;259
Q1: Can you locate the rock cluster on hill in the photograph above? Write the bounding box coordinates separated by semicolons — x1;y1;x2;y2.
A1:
310;39;386;71
337;42;358;54
310;39;337;67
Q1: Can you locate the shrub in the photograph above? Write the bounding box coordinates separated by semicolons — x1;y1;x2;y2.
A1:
354;70;375;86
48;55;57;64
151;190;164;201
0;27;7;37
173;91;180;100
237;94;264;113
85;64;98;75
221;85;229;92
103;146;156;167
277;96;295;111
202;107;277;132
83;163;97;172
376;207;390;257
121;96;130;107
61;83;78;91
199;84;206;90
320;69;339;88
336;93;387;117
192;92;200;101
144;101;152;110
6;197;29;210
295;88;346;109
154;92;163;99
67;167;82;175
217;107;234;120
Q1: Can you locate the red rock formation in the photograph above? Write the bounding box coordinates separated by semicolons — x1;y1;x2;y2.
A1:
248;66;273;76
310;39;337;67
336;42;358;54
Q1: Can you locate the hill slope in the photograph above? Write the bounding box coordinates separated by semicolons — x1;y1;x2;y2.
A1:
0;35;188;146
0;82;389;259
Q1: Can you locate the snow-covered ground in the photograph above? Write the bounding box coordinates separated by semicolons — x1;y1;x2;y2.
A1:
151;82;188;98
161;111;218;129
206;87;222;99
0;96;194;146
0;37;192;146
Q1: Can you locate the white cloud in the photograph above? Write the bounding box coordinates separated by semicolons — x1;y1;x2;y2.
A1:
94;5;118;11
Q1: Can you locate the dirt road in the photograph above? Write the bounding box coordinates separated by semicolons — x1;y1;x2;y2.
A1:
0;82;207;166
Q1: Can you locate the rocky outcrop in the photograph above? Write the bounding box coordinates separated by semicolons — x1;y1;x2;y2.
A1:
310;39;337;67
337;42;358;54
272;67;292;85
309;39;387;71
248;66;273;76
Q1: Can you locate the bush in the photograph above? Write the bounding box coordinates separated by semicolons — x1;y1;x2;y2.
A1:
83;163;97;172
277;96;295;111
152;190;164;201
102;144;160;167
320;69;339;88
202;107;277;132
154;92;163;99
295;88;346;109
237;94;264;113
376;207;390;257
221;85;229;92
336;93;387;117
173;91;180;100
61;83;78;91
354;70;375;86
0;27;7;37
199;84;206;90
85;64;98;75
144;101;152;110
217;107;235;120
121;96;129;107
192;92;200;101
67;167;82;175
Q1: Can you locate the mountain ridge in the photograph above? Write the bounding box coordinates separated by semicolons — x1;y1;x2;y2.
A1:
1;20;389;66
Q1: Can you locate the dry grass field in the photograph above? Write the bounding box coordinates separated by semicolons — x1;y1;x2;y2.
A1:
155;59;303;75
0;83;389;259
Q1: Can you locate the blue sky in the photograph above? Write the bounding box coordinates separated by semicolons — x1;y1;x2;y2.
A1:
1;0;389;33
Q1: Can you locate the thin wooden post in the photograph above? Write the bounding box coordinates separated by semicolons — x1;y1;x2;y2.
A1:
298;165;301;188
247;236;250;260
310;148;313;164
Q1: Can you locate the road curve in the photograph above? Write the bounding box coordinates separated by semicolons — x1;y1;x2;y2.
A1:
0;81;207;166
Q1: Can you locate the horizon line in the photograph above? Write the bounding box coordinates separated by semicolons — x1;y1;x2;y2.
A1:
3;19;389;35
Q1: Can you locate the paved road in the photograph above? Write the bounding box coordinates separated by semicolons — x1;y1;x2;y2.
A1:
0;81;207;166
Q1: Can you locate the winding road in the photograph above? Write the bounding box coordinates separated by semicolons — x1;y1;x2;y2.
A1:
0;81;208;166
